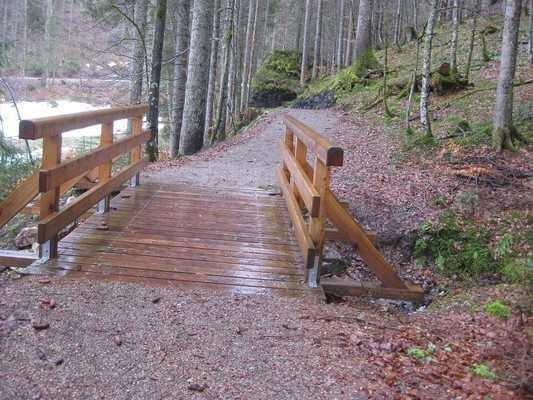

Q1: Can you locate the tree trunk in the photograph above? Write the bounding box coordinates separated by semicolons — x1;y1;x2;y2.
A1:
354;0;372;66
179;0;214;155
214;0;236;142
22;0;27;77
528;0;533;64
413;0;419;32
465;0;481;82
336;0;345;70
44;0;54;88
344;0;354;66
228;0;241;129
394;0;402;47
244;0;260;110
420;0;438;137
492;0;524;151
449;0;461;73
312;0;324;79
169;0;191;158
204;0;221;144
130;0;148;104
239;0;256;113
146;0;167;162
300;0;312;84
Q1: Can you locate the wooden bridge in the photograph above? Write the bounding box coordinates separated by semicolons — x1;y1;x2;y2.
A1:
0;105;422;301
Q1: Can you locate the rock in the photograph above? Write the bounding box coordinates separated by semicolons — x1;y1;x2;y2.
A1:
113;335;122;346
32;319;50;330
249;50;302;108
293;90;336;110
151;297;161;304
187;383;207;392
15;227;38;249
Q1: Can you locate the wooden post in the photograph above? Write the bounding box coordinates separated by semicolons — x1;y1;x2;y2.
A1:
292;137;307;207
97;122;113;213
130;116;142;187
307;157;328;287
39;133;62;259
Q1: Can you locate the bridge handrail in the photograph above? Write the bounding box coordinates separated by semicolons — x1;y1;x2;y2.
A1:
278;114;422;301
15;104;149;259
19;104;149;139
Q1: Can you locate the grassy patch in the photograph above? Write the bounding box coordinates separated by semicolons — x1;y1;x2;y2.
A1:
484;300;512;320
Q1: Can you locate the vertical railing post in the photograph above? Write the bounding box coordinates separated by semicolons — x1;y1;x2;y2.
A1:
39;133;62;259
307;157;329;287
292;137;307;208
97;121;113;213
130;116;142;187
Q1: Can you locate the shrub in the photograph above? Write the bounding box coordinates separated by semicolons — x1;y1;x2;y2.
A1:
471;363;497;380
414;211;495;278
485;300;511;320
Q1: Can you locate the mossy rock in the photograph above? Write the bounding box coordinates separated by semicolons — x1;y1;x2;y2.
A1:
250;50;303;108
430;63;469;96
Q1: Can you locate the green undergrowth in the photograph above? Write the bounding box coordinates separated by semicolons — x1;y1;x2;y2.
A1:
414;210;532;284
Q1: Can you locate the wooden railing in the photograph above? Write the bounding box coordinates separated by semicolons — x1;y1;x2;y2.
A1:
1;104;149;262
278;114;423;301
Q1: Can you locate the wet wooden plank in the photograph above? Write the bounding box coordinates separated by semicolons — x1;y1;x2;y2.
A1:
23;182;308;293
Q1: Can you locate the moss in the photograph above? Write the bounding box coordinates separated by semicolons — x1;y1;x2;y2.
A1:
485;300;511;320
471;363;497;380
250;50;302;107
352;49;381;78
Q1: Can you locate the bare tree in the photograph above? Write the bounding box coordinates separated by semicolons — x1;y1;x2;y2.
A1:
492;0;526;151
179;0;214;155
312;0;324;79
449;0;461;73
240;0;257;113
146;0;167;162
336;0;345;70
529;0;533;64
300;0;312;84
169;0;191;158
130;0;148;105
420;0;438;137
204;0;221;143
465;0;481;82
353;0;372;67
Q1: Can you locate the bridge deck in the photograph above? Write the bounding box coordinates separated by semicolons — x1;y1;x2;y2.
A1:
24;183;309;295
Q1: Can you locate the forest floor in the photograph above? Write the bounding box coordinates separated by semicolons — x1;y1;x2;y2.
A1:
1;108;531;399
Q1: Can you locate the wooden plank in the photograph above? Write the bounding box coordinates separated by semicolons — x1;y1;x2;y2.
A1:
38;160;145;243
39;130;150;192
20;104;148;140
0;250;38;267
283;114;343;166
280;143;320;217
131;117;143;163
277;166;316;270
324;190;407;289
321;278;424;302
0;171;38;228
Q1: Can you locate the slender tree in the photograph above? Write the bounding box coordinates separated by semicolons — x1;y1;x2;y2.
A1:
240;0;257;113
146;0;167;162
353;0;373;69
204;0;221;143
179;0;214;155
492;0;525;151
312;0;324;79
449;0;461;73
169;0;191;158
528;0;533;64
130;0;148;105
420;0;438;137
300;0;312;85
336;0;345;70
465;0;481;82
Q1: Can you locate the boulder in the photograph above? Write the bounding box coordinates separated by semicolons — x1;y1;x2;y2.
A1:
15;226;38;249
249;50;302;108
292;90;336;109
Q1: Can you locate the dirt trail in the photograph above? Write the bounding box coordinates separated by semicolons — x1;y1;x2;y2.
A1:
146;109;339;188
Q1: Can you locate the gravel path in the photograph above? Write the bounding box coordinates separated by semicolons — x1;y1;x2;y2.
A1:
145;109;339;188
